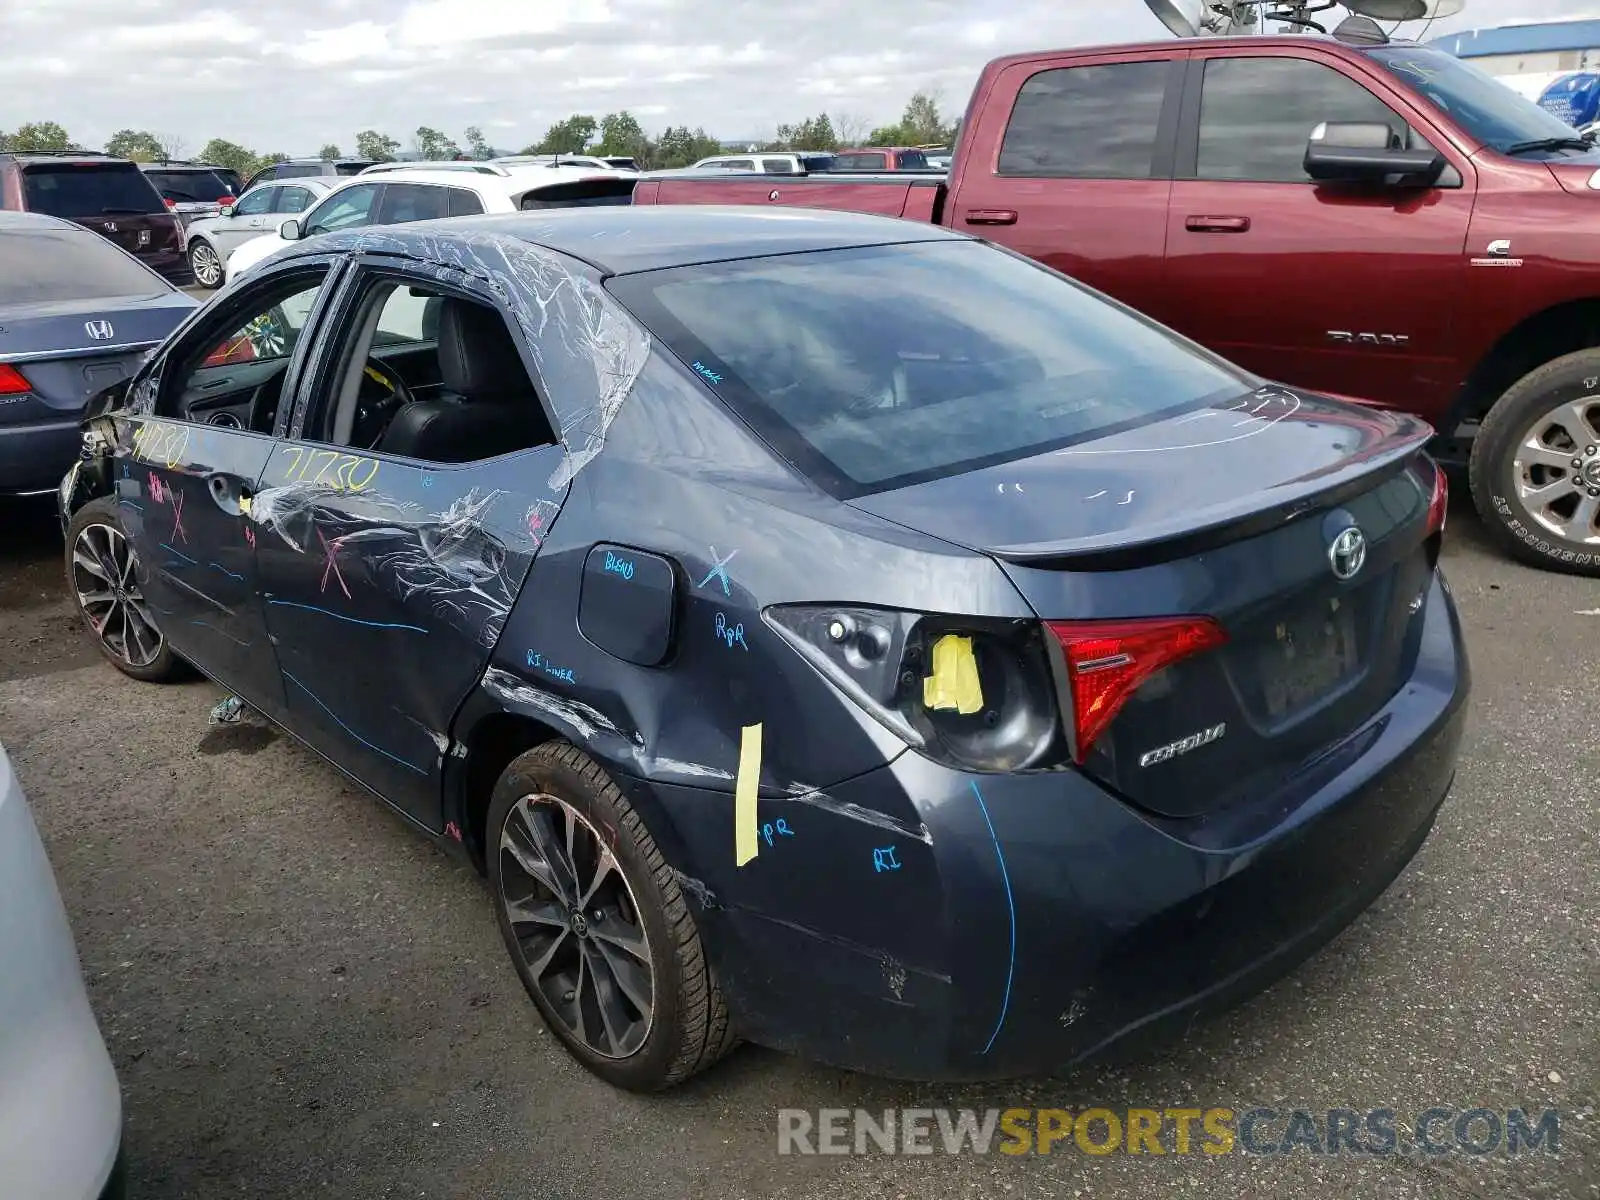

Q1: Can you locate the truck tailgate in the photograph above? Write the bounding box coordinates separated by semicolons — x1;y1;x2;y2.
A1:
637;175;939;220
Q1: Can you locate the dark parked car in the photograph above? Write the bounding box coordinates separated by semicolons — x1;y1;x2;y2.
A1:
59;207;1467;1091
0;151;190;285
139;163;236;226
0;211;196;492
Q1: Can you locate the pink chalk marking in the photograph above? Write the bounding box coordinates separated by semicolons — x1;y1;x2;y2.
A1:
317;529;351;599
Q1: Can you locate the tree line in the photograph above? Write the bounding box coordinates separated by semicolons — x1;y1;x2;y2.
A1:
0;91;960;181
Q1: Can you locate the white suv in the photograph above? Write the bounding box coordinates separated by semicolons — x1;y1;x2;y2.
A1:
223;165;637;283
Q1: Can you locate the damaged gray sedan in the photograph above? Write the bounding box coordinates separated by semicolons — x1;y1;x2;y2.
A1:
61;207;1467;1089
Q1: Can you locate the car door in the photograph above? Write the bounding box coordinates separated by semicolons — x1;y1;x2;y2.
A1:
946;52;1187;326
210;185;277;255
116;259;345;715
1162;49;1474;409
254;260;570;828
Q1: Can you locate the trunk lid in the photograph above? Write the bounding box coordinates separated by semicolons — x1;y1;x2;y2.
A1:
0;293;196;423
849;387;1441;818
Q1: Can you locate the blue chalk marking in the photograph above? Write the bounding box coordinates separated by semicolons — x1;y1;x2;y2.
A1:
266;599;427;633
760;817;796;848
525;651;575;683
970;780;1015;1055
714;612;749;650
602;549;635;581
872;846;902;873
698;545;737;596
691;360;723;385
283;670;428;776
208;562;245;582
421;473;435;488
159;543;197;565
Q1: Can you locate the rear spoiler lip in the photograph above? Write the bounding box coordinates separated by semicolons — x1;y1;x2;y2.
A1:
980;428;1436;570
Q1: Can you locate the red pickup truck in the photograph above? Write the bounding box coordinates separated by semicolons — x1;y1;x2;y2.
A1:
633;30;1600;576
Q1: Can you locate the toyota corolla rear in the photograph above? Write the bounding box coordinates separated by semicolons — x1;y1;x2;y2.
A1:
605;231;1469;1080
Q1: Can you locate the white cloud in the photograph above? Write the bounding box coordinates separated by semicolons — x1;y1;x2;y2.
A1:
2;0;1594;155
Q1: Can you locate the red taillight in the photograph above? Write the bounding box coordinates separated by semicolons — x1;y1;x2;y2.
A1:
1425;463;1448;536
0;363;31;395
163;197;177;209
218;195;235;206
1046;616;1228;763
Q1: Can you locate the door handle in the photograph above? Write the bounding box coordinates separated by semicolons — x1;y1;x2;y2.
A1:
208;473;250;514
964;209;1018;226
1185;215;1251;233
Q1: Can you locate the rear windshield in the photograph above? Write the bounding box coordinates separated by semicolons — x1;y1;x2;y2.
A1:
832;153;887;170
22;164;163;218
144;169;231;202
609;240;1247;496
0;225;168;306
335;161;376;175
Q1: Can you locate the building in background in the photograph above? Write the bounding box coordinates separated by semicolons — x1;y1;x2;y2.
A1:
1430;17;1600;109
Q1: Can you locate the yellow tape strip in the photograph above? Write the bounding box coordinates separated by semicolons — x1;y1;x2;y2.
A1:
923;634;984;715
735;723;762;867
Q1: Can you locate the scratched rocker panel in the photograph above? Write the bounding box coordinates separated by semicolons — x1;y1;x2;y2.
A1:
60;207;1467;1090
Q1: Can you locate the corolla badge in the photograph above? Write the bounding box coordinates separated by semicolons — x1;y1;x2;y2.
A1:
1328;526;1367;580
84;319;115;341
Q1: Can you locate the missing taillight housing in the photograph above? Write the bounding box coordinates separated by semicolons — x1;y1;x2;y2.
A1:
1046;616;1228;764
0;364;32;395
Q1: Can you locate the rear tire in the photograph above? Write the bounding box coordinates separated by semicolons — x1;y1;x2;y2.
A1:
487;741;738;1091
65;496;186;681
189;239;223;289
1469;350;1600;576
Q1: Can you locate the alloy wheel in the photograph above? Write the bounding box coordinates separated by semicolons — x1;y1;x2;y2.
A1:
498;792;655;1059
70;523;163;668
190;241;222;288
1512;393;1600;544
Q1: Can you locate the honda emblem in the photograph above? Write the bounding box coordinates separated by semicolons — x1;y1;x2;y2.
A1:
103;221;117;233
84;320;115;341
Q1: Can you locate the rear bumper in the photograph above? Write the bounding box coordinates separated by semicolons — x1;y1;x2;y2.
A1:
633;570;1470;1080
0;417;81;493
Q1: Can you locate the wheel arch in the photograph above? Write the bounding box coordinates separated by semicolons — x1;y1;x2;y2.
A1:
1448;299;1600;440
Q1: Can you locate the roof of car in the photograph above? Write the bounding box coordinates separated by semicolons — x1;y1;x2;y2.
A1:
288;204;963;275
1;152;137;166
0;209;81;232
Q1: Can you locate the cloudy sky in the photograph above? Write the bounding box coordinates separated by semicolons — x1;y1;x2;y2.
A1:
8;0;1597;155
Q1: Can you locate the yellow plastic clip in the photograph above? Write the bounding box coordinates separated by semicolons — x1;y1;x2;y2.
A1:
922;634;984;715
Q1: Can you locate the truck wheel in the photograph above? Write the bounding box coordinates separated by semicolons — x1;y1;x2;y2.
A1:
486;741;738;1091
1469;350;1600;576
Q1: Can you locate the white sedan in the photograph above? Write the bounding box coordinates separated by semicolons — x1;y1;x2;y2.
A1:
184;177;336;289
224;164;638;284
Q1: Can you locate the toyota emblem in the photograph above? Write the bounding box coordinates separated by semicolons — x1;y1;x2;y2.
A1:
84;320;115;341
1328;526;1367;580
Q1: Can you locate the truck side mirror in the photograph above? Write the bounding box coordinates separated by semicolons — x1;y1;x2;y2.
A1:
1304;121;1445;187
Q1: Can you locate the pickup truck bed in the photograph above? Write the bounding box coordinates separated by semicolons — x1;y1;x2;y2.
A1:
633;173;948;223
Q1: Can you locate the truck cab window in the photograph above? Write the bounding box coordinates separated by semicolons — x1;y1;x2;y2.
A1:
1197;57;1416;183
999;61;1172;178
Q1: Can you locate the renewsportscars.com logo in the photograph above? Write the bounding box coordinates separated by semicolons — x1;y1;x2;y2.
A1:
777;1107;1564;1157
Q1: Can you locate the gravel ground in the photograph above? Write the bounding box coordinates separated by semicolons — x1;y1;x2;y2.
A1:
0;490;1594;1200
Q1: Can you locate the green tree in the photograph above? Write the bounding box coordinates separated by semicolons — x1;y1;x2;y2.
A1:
260;152;290;167
868;123;906;146
318;143;341;160
528;114;596;156
105;129;165;161
899;91;953;145
197;139;258;178
3;121;73;152
653;125;724;169
413;126;459;159
355;130;400;161
595;111;649;159
464;125;492;160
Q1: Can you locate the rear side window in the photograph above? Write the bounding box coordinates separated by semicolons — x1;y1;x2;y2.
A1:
609;240;1245;496
335;161;375;175
1196;57;1411;183
278;187;314;214
378;183;448;224
833;153;887;170
897;151;930;169
0;226;168;305
998;61;1173;178
276;164;322;179
22;165;163;218
447;187;485;216
145;170;231;202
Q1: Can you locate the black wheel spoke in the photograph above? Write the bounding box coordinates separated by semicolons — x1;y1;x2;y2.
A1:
505;894;568;931
592;933;652;1013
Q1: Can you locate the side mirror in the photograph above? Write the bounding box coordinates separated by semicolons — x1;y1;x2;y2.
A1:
219;204;235;218
1304;121;1445;186
278;218;302;241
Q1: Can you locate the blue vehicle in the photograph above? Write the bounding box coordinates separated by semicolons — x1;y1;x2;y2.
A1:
0;211;196;494
58;207;1468;1089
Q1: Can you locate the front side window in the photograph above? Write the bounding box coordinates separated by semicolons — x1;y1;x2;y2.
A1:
609;240;1246;496
1197;57;1411;182
304;184;380;236
0;226;168;305
233;187;276;217
998;61;1172;178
